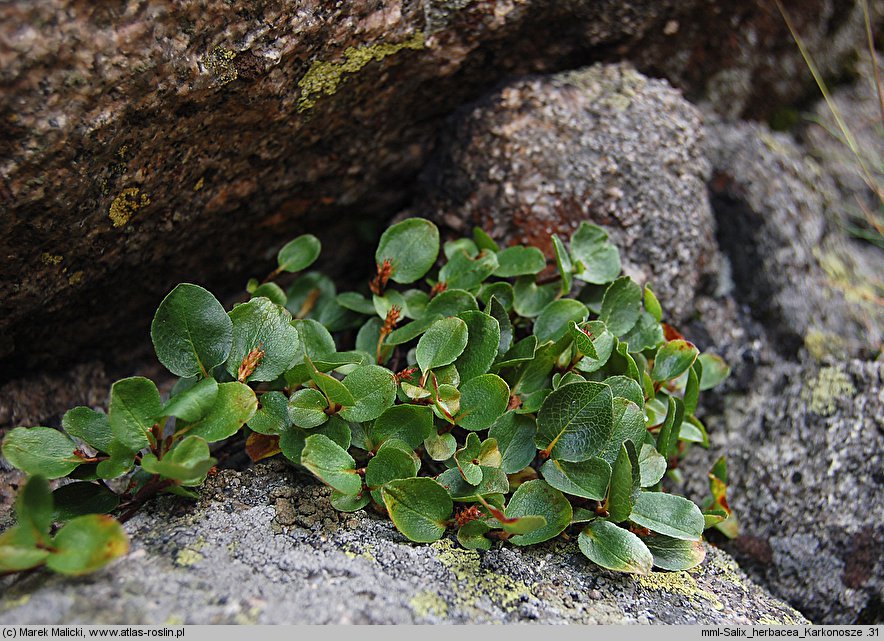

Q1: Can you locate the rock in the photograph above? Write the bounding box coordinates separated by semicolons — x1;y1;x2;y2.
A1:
684;359;883;624
704;119;883;360
419;63;716;322
0;0;876;375
0;461;808;625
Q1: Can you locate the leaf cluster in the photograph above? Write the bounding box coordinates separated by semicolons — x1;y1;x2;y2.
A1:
1;220;733;576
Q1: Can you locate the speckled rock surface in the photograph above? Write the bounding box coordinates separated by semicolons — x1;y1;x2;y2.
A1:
0;0;877;376
418;63;715;322
0;461;807;625
682;359;884;625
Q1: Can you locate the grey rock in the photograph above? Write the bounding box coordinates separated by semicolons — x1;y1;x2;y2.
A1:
0;461;807;625
419;63;716;322
0;0;876;375
683;359;884;624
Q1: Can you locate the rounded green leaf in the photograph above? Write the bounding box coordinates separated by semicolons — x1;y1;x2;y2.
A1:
644;285;663;322
336;291;377;315
62;407;114;453
458;520;492;551
162;377;219;423
629;492;705;541
279;426;307;463
423;289;478;318
51;482;120;522
598;397;646;465
578;519;652;574
698;353;731;390
277;234;321;273
437;466;509;501
309;367;356;406
366;441;420;501
645;534;707;571
505;480;572;546
141;435;216;485
251;282;287;306
604;375;644;408
439;249;499;291
151;283;233;377
46;514;129;576
479;282;515;311
574;321;615;373
535;299;588;343
494;246;546;277
651;340;700;382
489;412;537;474
371;404;434;449
385;315;441;346
512;277;558;318
638;444;667;487
2;427;84;479
540;457;611;501
0;526;50;572
248;390;292;435
416;317;469;373
472;226;500;252
330;490;370;512
375;218;440;284
287;388;329;429
534;382;614;462
570;222;621;285
16;476;53;543
424;432;457;461
458;373;510;431
109;376;162;452
453;311;500;381
179;381;257;442
226;297;302;382
600;277;642;336
300;434;361;495
622;311;664;353
337;365;397;422
382;477;452;542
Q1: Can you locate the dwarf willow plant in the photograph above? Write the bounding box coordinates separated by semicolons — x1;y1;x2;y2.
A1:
1;218;733;576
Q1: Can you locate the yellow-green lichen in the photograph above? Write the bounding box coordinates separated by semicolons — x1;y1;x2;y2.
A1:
343;542;376;562
164;614;185;626
804;329;847;362
297;31;425;112
638;571;724;611
709;554;748;592
410;590;449;619
203;46;238;86
804;366;856;416
431;539;531;614
194;177;205;191
68;270;85;286
175;548;204;567
758;612;805;626
40;252;63;266
109;188;150;227
0;594;31;613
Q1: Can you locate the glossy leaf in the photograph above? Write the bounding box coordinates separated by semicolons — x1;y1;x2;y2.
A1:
621;312;664;353
472;226;500;252
226;298;301;382
437;466;509;501
494;246;546;277
479;282;514;311
494;335;538;369
416;317;469;373
179;382;257;442
337;365;397;422
309;366;356;407
567;322;599;360
300;434;361;495
141;436;216;485
457;374;510;431
251;282;287;306
651;340;700;382
540;457;611;500
109;377;162;452
440;249;499;291
330;490;370;512
551;234;573;295
534;299;588;343
513;277;558;318
655;396;684;458
371;404;434;449
638;444;667;487
487;296;513;357
336;292;377;316
248;391;291;435
574;321;615;373
382;478;452;542
698;353;731;390
644;534;706;571
424;431;457;461
455;433;483;485
629;492;705;541
162;377;219;423
2;427;84;479
578;520;652;575
62;407;113;453
423;289;478;318
287;388;329;429
151;283;232;378
608;440;640;522
644;285;663;322
458;520;492;551
534;382;614;462
598;398;646;465
570;223;621;285
277;234;321;273
366;440;420;502
600;277;642;336
376;218;440;284
453;311;500;381
489;412;537;474
385;315;440;346
504;480;572;546
17;476;53;542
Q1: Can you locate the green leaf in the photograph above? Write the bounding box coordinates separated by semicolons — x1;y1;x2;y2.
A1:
226;298;301;382
440;249;499;291
604;375;644;408
330;490;370;512
458;374;510;431
479;282;514;311
284;319;339;383
621;312;664;353
279;426;307;463
629;492;705;540
109;377;162;452
494;335;538;369
141;436;216;485
416;317;469;373
287;388;329;429
300;434;361;495
494;246;546;277
309;366;355;407
437;466;509;501
610;339;642;383
163;377;219;422
578;520;652;574
644;534;706;571
376;218;440;284
599;398;646;465
540;457;611;500
423;289;478;318
486;296;513;357
458;520;492;551
424;431;457;461
644;285;663;322
600;277;642;336
336;291;377;315
698;353;731;390
17;476;53;542
62;407;114;454
371;404;434;449
337;365;397;422
366;440;421;502
651;340;700;382
277;234;321;273
551;234;573;295
512;277;558;318
534;299;588;343
454;433;483;485
567;322;599;361
608;440;640;522
570;223;621;285
0;526;50;573
655;396;684;458
684;363;700;416
51;482;119;522
489;412;537;474
385;315;441;346
472;226;500;252
382;477;452;542
431;383;461;422
2;427;84;479
180;381;257;442
151;283;233;378
373;290;407;320
638;444;667;487
247;391;291;435
505;480;572;546
46;515;129;576
251;282;287;306
535;382;614;461
95;443;136;480
453;311;500;381
445;238;478;259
